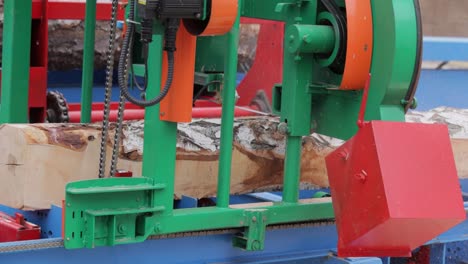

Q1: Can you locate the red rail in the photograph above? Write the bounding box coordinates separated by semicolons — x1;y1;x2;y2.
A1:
33;0;125;20
68;105;260;122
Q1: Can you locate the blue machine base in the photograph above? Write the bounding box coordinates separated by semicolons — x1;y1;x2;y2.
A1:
0;179;467;264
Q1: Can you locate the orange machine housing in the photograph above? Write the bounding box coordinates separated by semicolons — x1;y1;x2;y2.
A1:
160;0;238;123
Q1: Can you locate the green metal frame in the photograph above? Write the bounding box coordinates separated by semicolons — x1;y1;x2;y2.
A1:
0;0;33;124
80;0;98;123
63;0;420;251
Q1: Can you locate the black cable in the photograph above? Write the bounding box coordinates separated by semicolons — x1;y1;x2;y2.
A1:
192;80;222;105
118;0;179;107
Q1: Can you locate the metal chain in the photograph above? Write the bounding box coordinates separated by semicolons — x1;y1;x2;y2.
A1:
109;60;131;176
109;5;137;177
0;239;63;254
98;0;119;178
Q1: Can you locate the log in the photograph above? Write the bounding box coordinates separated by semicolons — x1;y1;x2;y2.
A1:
0;117;335;210
1;108;468;210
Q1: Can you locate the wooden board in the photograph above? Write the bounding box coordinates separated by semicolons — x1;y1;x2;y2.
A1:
0;116;467;210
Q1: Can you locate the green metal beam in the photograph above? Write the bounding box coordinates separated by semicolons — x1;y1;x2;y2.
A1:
216;2;241;208
141;23;178;216
0;0;33;123
80;0;98;123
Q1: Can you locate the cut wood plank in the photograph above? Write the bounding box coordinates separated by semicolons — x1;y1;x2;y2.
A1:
0;113;467;210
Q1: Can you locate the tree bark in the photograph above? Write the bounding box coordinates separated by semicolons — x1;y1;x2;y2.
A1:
1;111;467;210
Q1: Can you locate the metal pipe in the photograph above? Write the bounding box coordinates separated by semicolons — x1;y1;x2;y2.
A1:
0;0;33;123
68;106;259;122
282;136;302;203
216;2;241;208
80;0;97;123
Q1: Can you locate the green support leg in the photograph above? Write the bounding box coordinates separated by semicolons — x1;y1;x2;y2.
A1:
142;24;177;215
216;4;241;208
0;0;32;123
282;136;302;203
80;0;98;123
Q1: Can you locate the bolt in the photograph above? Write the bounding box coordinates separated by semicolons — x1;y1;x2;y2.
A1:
252;216;257;222
277;122;289;135
195;13;201;19
294;55;302;61
160;112;165;117
67;203;71;207
303;34;312;44
339;150;349;161
289;35;295;42
136;197;141;202
118;224;127;234
66;237;70;241
154;225;160;233
252;240;261;250
354;170;368;183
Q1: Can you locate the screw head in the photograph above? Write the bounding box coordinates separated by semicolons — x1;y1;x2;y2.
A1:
354;170;368;183
339;150;349;161
252;240;261;250
118;224;127;234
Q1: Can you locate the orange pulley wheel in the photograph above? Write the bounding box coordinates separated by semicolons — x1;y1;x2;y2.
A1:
184;0;238;36
340;0;373;90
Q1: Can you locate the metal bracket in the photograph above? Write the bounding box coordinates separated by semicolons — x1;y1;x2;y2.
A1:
232;209;267;251
64;177;165;249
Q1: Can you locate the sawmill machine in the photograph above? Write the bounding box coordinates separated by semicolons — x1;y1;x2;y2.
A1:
53;0;466;258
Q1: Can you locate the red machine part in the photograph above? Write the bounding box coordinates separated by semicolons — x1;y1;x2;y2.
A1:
115;170;133;177
235;18;284;106
67;102;260;122
326;120;466;257
0;212;41;243
326;74;466;257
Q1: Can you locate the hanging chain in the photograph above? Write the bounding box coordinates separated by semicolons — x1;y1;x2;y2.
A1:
98;0;119;178
109;35;133;176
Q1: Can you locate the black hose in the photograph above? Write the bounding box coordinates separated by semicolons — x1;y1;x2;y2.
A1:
118;0;178;107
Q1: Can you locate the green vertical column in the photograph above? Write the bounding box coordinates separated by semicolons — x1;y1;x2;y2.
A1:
0;0;32;123
279;3;317;203
142;24;177;215
80;0;97;123
216;2;241;208
282;136;302;203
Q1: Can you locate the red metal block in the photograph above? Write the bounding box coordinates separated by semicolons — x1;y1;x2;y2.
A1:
326;121;466;257
115;170;133;177
0;212;41;242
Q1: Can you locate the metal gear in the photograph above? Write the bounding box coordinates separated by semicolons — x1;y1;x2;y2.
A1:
46;91;70;123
